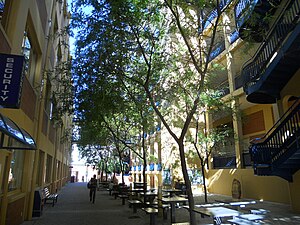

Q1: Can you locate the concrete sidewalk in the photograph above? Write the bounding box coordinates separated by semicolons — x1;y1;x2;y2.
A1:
21;182;300;225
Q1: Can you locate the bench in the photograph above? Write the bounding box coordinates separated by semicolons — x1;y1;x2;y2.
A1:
249;209;269;215
172;223;190;225
153;203;169;220
43;187;58;207
142;207;158;225
228;213;265;224
227;218;260;225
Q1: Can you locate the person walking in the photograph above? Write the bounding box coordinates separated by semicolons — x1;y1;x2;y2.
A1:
88;174;97;203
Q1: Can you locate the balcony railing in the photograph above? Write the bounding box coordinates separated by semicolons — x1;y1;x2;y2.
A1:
229;29;239;44
217;80;230;97
208;40;225;62
213;155;236;168
234;0;259;28
242;152;252;167
133;163;162;172
243;0;300;92
201;0;233;30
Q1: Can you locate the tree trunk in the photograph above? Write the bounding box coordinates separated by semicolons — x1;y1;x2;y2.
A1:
178;141;196;225
201;163;208;203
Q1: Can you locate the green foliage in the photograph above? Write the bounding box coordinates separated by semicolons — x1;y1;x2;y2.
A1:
147;154;158;163
71;0;235;222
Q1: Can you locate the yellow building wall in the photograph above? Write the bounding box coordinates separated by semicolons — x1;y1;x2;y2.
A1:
289;171;300;212
208;169;290;204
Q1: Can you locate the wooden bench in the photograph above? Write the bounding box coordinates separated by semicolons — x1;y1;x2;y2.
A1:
142;207;158;225
43;187;58;207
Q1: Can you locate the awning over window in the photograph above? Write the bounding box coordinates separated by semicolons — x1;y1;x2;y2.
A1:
0;113;37;150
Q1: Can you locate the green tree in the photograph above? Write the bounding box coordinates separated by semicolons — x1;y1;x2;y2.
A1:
71;1;234;224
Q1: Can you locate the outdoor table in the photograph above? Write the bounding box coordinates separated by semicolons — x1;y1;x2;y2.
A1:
162;188;182;197
215;199;257;210
142;207;158;225
162;196;188;223
128;188;146;195
140;191;158;204
195;202;226;208
133;182;145;189
129;188;144;192
193;206;240;224
128;188;146;199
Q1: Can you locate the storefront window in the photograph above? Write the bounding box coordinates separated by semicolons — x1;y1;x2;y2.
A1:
8;150;24;191
0;155;8;194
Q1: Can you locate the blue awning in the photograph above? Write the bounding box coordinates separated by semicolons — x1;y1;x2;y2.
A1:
0;113;36;150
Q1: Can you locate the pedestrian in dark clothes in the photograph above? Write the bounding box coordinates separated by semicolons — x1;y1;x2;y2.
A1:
88;174;97;203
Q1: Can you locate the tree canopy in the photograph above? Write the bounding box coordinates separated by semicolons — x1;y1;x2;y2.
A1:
71;1;235;224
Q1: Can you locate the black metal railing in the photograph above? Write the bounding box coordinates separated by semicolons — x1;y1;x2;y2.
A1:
213;155;236;168
234;0;259;28
201;0;233;30
242;152;252;167
250;98;300;166
242;0;300;92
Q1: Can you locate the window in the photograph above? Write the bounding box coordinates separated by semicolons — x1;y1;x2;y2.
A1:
45;155;53;183
7;138;25;191
0;0;10;29
44;78;53;118
0;0;5;17
36;150;45;186
56;161;61;180
0;155;9;194
22;31;37;86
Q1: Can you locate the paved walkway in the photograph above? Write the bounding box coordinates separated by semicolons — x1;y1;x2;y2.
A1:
21;182;300;225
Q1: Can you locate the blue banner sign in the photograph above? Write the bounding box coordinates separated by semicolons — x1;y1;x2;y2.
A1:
0;53;24;108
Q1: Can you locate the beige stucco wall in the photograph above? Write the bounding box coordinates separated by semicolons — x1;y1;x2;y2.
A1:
208;169;291;204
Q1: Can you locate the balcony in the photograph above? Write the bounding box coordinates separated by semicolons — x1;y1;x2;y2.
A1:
201;0;232;31
208;40;225;62
235;0;282;42
242;0;300;103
